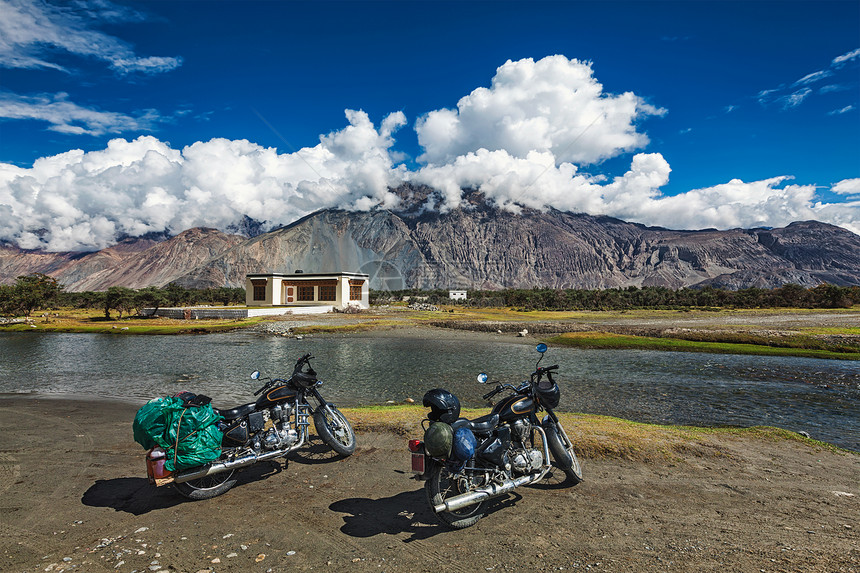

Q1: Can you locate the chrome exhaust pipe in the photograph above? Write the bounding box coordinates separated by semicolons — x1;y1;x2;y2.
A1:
434;428;552;513
434;472;541;513
174;434;305;484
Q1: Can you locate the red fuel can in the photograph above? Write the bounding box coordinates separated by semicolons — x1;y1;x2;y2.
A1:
146;447;173;484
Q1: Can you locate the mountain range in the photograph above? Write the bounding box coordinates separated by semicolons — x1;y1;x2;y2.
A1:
2;198;859;292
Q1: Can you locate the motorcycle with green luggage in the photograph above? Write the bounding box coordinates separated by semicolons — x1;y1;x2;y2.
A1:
134;353;355;500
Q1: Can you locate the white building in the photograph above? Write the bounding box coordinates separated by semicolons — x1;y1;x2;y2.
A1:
245;272;370;310
449;290;467;300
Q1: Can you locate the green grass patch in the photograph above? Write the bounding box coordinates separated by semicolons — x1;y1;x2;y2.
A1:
3;316;269;335
338;405;849;461
449;306;860;324
805;326;860;335
548;331;860;360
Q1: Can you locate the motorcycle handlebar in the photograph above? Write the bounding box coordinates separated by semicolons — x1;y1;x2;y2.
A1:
533;364;559;377
254;377;286;396
294;353;313;371
483;382;522;401
482;384;501;400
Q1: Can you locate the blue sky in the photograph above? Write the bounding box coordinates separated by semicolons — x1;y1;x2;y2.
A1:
1;0;858;251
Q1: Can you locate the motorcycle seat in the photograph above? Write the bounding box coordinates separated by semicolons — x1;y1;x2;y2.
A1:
215;402;257;421
452;413;499;434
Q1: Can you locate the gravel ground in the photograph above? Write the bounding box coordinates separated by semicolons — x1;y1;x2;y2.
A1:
0;397;857;573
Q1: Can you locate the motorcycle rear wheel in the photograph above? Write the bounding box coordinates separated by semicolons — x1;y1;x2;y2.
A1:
173;470;238;500
425;464;486;529
545;420;583;486
313;406;356;456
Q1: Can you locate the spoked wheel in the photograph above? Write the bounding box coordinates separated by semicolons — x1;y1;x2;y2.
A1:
545;420;583;486
173;469;238;500
313;405;356;456
425;464;486;529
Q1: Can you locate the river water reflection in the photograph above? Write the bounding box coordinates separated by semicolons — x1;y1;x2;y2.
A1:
1;331;857;451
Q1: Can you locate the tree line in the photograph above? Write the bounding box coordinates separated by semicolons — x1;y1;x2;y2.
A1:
0;274;246;319
373;283;860;310
2;274;858;319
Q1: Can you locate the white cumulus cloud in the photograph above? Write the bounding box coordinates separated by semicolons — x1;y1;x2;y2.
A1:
1;55;858;252
832;178;860;197
0;111;406;251
415;55;665;166
406;55;858;235
410;148;859;235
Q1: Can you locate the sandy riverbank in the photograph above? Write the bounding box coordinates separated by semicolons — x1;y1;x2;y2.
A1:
0;396;857;572
249;307;860;359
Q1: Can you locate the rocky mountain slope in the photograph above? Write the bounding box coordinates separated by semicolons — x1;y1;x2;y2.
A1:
2;205;859;291
0;228;244;291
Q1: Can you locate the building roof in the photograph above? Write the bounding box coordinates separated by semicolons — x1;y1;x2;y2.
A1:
246;271;370;280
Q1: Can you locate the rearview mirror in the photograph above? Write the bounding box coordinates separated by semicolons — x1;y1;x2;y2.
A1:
477;373;488;384
536;343;547;353
251;371;260;380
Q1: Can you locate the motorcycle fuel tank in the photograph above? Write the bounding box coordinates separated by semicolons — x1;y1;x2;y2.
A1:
491;394;535;422
255;384;297;409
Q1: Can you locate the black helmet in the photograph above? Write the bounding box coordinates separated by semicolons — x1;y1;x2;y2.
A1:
536;379;560;409
422;389;461;424
291;371;318;388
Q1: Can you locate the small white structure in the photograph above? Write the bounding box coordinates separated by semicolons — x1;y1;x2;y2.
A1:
449;290;467;301
246;272;370;310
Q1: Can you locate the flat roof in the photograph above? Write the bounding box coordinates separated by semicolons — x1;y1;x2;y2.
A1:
246;272;370;279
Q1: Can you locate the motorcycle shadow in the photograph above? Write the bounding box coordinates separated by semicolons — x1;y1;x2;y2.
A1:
81;460;285;515
82;477;183;515
329;486;523;541
529;466;578;490
288;435;349;465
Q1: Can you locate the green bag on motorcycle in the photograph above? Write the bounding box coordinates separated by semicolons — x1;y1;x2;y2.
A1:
424;421;453;458
133;395;224;471
133;396;174;450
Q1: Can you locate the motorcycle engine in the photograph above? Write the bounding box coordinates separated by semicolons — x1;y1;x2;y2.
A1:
511;448;544;474
269;403;292;421
261;405;297;450
262;424;298;450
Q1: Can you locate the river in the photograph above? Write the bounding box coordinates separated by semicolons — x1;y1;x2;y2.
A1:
1;331;857;451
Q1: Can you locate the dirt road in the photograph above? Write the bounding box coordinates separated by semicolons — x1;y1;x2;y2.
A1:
0;397;857;572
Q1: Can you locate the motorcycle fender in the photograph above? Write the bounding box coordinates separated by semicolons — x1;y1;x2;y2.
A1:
541;415;575;470
541;415;564;447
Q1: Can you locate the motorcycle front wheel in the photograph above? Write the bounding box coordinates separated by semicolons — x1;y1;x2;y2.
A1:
425;464;486;529
313;405;356;456
545;420;583;486
173;469;238;500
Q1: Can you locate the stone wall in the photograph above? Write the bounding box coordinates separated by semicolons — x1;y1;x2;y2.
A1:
142;307;249;320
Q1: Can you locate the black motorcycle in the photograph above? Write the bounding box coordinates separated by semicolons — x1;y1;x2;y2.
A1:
408;343;582;528
142;353;356;500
